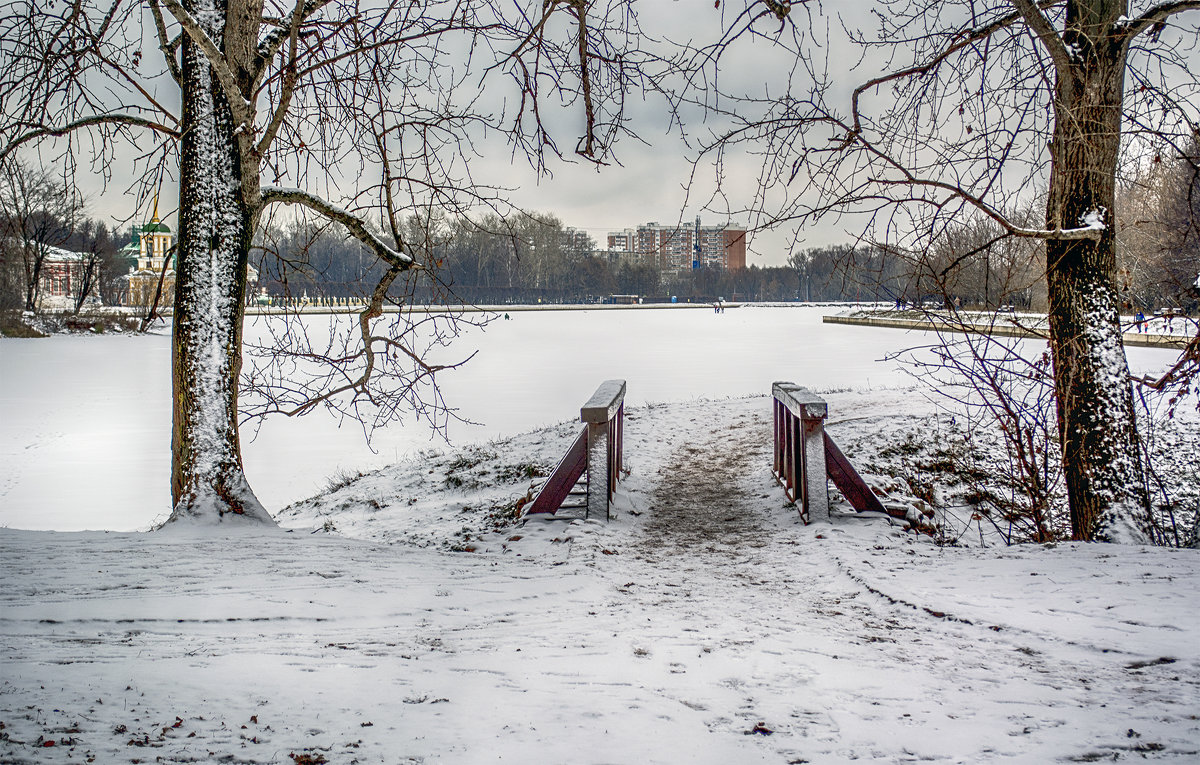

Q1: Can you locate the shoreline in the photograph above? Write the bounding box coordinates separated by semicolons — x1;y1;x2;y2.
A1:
823;312;1192;350
242;301;744;316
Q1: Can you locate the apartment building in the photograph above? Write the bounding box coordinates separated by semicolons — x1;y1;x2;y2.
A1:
607;219;746;272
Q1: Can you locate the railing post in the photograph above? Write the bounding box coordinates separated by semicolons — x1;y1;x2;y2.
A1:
801;403;828;523
581;380;627;520
586;419;609;519
772;382;829;524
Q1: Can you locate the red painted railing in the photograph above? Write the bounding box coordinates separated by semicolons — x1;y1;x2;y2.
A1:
525;380;626;520
773;381;896;524
823;432;887;516
772;382;830;523
523;428;588;517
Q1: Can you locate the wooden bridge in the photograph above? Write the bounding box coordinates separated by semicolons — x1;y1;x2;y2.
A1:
522;379;918;529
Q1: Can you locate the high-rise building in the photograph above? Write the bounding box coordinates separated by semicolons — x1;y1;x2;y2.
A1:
606;219;746;272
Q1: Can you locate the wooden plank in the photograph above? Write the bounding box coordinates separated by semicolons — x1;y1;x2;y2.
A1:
823;432;889;516
581;379;627;423
772;382;828;421
802;417;829;522
525;427;588;516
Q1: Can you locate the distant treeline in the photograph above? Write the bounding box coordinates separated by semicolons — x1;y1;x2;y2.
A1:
251;144;1200;312
253;213;911;305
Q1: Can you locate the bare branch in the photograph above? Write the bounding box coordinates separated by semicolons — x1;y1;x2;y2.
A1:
254;0;305;158
148;0;183;83
255;0;334;79
1123;1;1200;41
849;2;1063;138
1010;0;1074;81
2;114;181;163
260;186;414;269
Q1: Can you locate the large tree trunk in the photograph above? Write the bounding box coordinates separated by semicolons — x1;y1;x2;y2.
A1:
166;0;272;525
1043;0;1151;542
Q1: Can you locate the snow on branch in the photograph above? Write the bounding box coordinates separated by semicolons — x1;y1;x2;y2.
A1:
866;174;1105;243
1;114;181;163
1079;208;1107;231
254;0;308;158
256;0;333;73
148;0;183;84
259;186;414;269
1009;223;1104;241
1121;1;1200;40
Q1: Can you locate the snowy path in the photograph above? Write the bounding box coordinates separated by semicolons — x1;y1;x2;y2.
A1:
2;397;1199;763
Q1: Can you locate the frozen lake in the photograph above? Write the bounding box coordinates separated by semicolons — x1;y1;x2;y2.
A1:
0;305;1181;530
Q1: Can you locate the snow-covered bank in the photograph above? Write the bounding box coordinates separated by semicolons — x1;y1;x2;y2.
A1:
826;308;1196;349
3;396;1198;763
0;306;931;530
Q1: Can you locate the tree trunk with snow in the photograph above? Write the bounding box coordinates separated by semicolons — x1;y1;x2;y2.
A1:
1042;0;1151;542
168;0;272;525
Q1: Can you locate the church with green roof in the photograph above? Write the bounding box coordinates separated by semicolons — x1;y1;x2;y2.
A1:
122;207;175;308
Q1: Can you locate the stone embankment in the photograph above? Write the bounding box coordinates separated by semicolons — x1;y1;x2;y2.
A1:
824;310;1192;350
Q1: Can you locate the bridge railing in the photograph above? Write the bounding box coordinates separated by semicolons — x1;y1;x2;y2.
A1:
524;379;626;520
773;381;894;526
772;382;830;524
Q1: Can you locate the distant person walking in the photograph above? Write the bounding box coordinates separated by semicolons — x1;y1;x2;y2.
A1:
1135;311;1145;333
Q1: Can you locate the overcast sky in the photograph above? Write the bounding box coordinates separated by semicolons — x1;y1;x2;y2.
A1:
49;0;862;267
53;1;1200;267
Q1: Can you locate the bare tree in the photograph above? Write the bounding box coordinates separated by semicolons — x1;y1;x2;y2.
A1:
1119;131;1200;314
700;0;1200;542
0;158;83;311
64;218;117;313
2;0;659;525
898;331;1065;544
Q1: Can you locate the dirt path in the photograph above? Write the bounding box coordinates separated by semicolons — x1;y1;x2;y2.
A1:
635;423;768;561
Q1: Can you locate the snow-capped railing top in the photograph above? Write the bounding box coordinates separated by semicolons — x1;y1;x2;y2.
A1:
772;382;829;524
772;382;828;422
581;379;627;423
525;379;626;522
772;381;932;534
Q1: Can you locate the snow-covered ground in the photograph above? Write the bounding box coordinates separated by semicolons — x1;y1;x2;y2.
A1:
3;395;1199;763
2;306;1198;762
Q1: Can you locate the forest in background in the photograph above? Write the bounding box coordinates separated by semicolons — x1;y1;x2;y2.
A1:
3;142;1198;313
